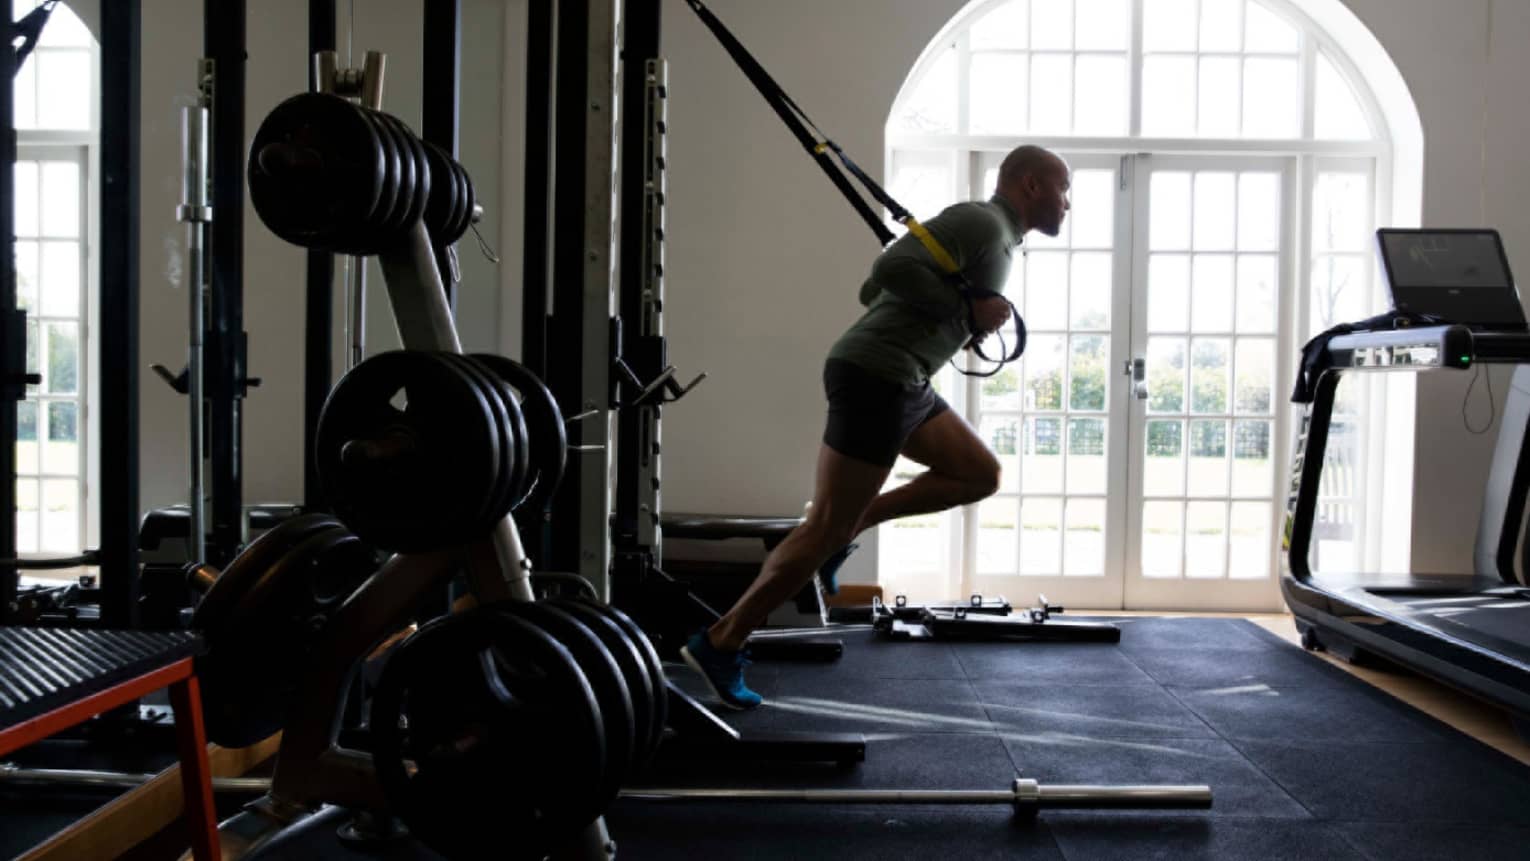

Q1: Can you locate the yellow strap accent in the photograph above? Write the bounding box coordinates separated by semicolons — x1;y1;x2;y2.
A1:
904;218;961;275
813;143;830;154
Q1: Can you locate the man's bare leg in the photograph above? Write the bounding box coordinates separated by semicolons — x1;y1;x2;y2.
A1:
707;444;890;651
852;410;1001;535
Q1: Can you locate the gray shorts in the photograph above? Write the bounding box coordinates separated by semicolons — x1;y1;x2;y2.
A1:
821;359;949;467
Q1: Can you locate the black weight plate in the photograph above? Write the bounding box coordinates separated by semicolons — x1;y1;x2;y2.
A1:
420;140;458;244
470;354;566;515
447;158;471;243
198;524;360;747
370;607;607;860
368;110;416;241
499;601;636;804
437;353;517;533
465;355;530;522
550;597;658;769
190;513;342;635
358;108;403;245
380;113;431;232
316;351;500;552
248;92;384;252
573;598;668;764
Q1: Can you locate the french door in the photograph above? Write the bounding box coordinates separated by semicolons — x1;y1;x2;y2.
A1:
956;152;1293;611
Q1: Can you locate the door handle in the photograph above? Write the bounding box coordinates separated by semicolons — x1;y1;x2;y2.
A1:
1124;357;1147;400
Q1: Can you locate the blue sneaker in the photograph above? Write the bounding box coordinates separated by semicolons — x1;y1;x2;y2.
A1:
680;630;763;710
817;542;860;596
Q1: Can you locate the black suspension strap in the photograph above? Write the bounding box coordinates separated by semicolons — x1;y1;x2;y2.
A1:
681;0;1023;377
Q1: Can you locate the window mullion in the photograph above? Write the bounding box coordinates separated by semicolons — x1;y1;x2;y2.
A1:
1129;0;1145;137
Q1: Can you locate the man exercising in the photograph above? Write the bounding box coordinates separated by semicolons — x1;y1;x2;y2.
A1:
682;145;1072;709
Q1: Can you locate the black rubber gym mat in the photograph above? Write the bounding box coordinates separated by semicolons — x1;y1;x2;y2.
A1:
610;618;1530;860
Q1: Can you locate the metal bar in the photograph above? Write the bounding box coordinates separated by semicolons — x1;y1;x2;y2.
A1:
343;52;385;374
422;0;462;309
305;0;337;511
0;765;269;793
521;0;553;378
179;105;211;565
0;0;18;624
99;0;142;628
205;0;247;567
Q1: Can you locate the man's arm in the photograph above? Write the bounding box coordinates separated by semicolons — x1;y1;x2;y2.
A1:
864;204;1004;315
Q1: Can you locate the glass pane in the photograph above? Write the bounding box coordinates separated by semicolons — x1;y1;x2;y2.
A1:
1024;417;1064;493
1025;336;1066;411
1020;497;1063;575
41;477;79;552
894;45;957;134
41;241;81;317
1145;419;1185;496
1242;57;1300;138
1071;253;1112;329
1070;169;1115;248
1141;56;1196;136
1238;173;1281;251
1076;0;1128;50
1185;501;1228;578
1065;498;1105;575
17;478;39;554
970;53;1029;135
43;401;77;475
1147;337;1187;413
890;155;955;225
1199;0;1243;52
1237;255;1278;333
1197;57;1241;138
1068;418;1107;494
41;162;80;237
1189;419;1230;496
1031;0;1073;50
1233;420;1274;497
1244;1;1299;52
1309;255;1369;334
1315;52;1372;140
1192;255;1235;332
1030;54;1073;134
46;322;78;394
15;161;38;237
1026;253;1070;330
1312;172;1370;252
1193;172;1236;251
1069;335;1108;410
14;50;36;129
1229;501;1272;578
1073;54;1128;136
1141;500;1183;577
1149;254;1191;332
38;51;91;130
1143;0;1198;52
981;368;1023;414
1234;338;1274;414
25;319;40;396
984;416;1022;493
17;400;39;475
1191;337;1230;412
971;0;1029;50
977;496;1019;574
1150;173;1192;251
16;240;38;312
38;4;94;46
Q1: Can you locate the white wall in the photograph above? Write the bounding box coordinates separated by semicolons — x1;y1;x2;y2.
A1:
134;0;507;514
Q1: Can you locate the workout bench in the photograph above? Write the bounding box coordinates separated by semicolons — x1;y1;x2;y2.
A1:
0;628;219;860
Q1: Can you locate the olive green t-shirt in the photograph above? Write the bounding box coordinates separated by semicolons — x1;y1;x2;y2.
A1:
826;195;1025;385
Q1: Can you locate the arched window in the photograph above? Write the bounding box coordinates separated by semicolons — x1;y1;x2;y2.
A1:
13;0;99;561
877;0;1418;610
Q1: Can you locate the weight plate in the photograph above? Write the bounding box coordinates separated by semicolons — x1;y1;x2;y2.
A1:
420;140;459;245
571;598;668;764
358;107;403;246
191;513;342;637
379;113;430;232
465;354;530;522
316;351;500;552
437;352;516;533
368;110;416;241
370;606;608;860
449;157;472;243
550;597;658;769
498;601;636;806
469;354;566;515
248;92;384;252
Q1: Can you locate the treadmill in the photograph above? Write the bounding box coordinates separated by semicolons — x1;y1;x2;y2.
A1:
1283;228;1530;730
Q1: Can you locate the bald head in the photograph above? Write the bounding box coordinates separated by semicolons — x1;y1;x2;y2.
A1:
995;145;1071;238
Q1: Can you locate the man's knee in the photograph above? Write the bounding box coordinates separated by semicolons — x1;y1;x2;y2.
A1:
970;455;1002;500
